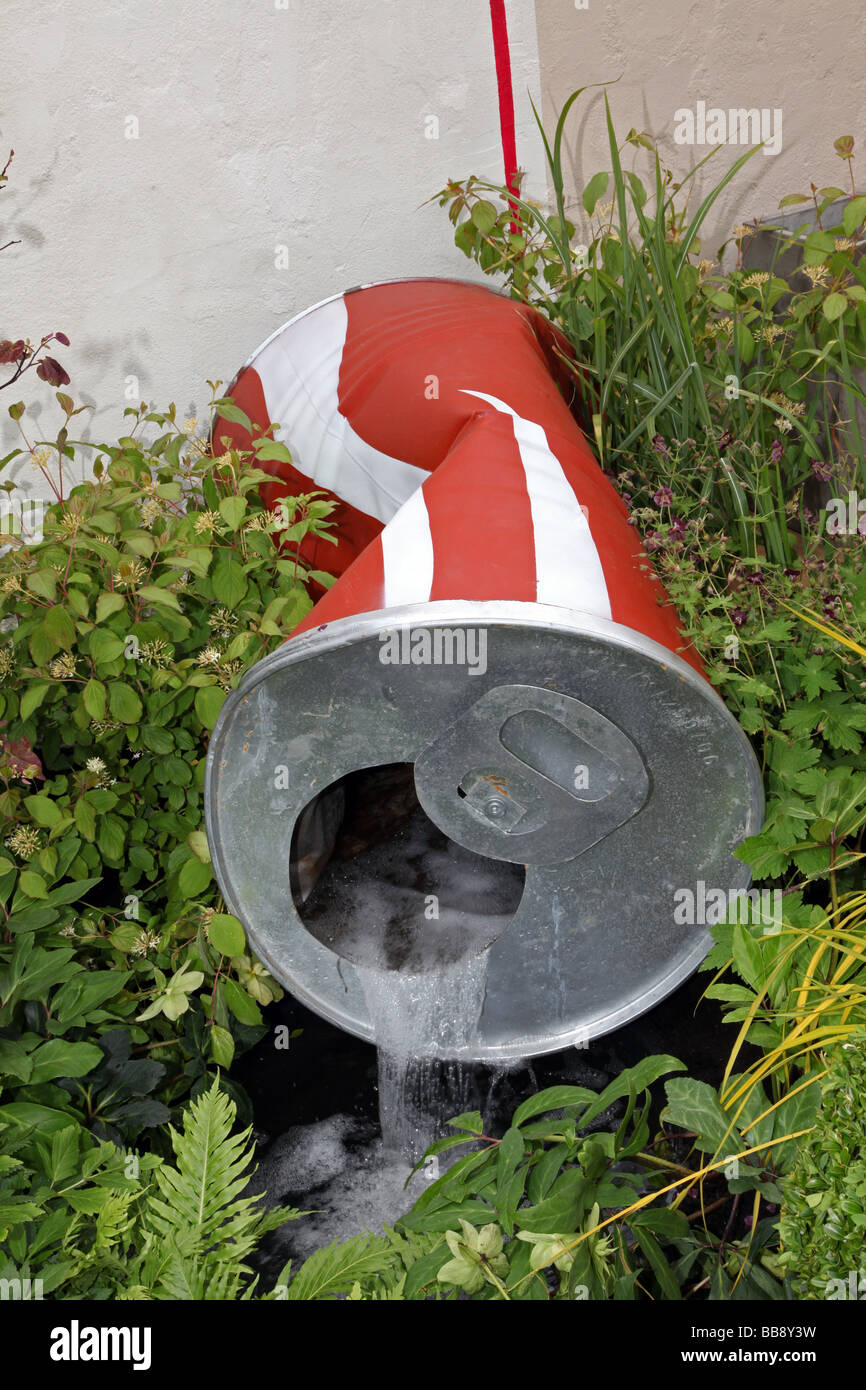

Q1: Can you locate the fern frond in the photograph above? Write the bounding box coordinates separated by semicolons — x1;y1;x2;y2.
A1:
283;1234;401;1301
133;1078;302;1300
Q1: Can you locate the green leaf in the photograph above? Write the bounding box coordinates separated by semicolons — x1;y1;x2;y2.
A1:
583;171;610;215
663;1077;734;1155
470;200;498;234
208;913;245;956
23;794;61;828
223;977;263;1026
0;1038;33;1082
253;442;293;464
446;1110;484;1135
822;291;847;322
210;1023;235;1069
187;830;211;863
138;583;183;612
0;1102;78;1135
732;922;764;989
28;1039;103;1085
96;814;126;862
514;1167;587;1235
25;569;56;601
632;1226;681;1298
734;319;754;363
82;678;106;721
211;551;247;608
580;1055;686;1128
194;685;226;730
402;1243;452;1299
44;606;75;651
178;855;212;899
20;683;52;721
213;400;253;433
66;1187;114;1215
96;592;126;623
283;1234;399;1300
88;629;126;664
110;922;143;953
218;496;247;530
842;196;866;236
141;723;174;755
514;1085;595;1127
108;682;143;724
74;797;97;841
19;870;48;899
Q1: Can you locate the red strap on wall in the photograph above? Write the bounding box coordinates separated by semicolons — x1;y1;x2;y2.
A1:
488;0;520;229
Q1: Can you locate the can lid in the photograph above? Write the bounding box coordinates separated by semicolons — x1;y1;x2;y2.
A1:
205;600;764;1061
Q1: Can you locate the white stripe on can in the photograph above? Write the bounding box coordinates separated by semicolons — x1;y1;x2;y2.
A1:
461;390;611;619
380;482;435;607
253;295;428;525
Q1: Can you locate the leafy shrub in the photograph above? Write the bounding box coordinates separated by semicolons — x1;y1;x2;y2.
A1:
0;399;339;1130
778;1034;866;1298
0;392;343;1298
0;1076;300;1299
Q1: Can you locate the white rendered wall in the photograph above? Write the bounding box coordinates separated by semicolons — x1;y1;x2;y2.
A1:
1;0;546;481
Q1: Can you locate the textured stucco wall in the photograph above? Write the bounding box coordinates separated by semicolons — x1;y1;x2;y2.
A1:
1;0;545;479
6;0;863;495
534;0;866;260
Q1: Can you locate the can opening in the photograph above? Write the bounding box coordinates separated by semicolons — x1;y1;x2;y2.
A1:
292;763;526;974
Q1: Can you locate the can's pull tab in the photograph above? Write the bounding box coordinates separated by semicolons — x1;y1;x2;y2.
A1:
413;684;649;865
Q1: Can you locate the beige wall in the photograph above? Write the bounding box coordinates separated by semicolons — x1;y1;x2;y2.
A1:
534;0;866;259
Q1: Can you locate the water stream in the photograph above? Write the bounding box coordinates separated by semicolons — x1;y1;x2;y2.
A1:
356;952;490;1162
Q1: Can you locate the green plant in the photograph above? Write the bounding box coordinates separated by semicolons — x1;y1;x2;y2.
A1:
339;1057;692;1301
778;1033;866;1298
0;1075;300;1299
0;396;339;1144
436;94;866;568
